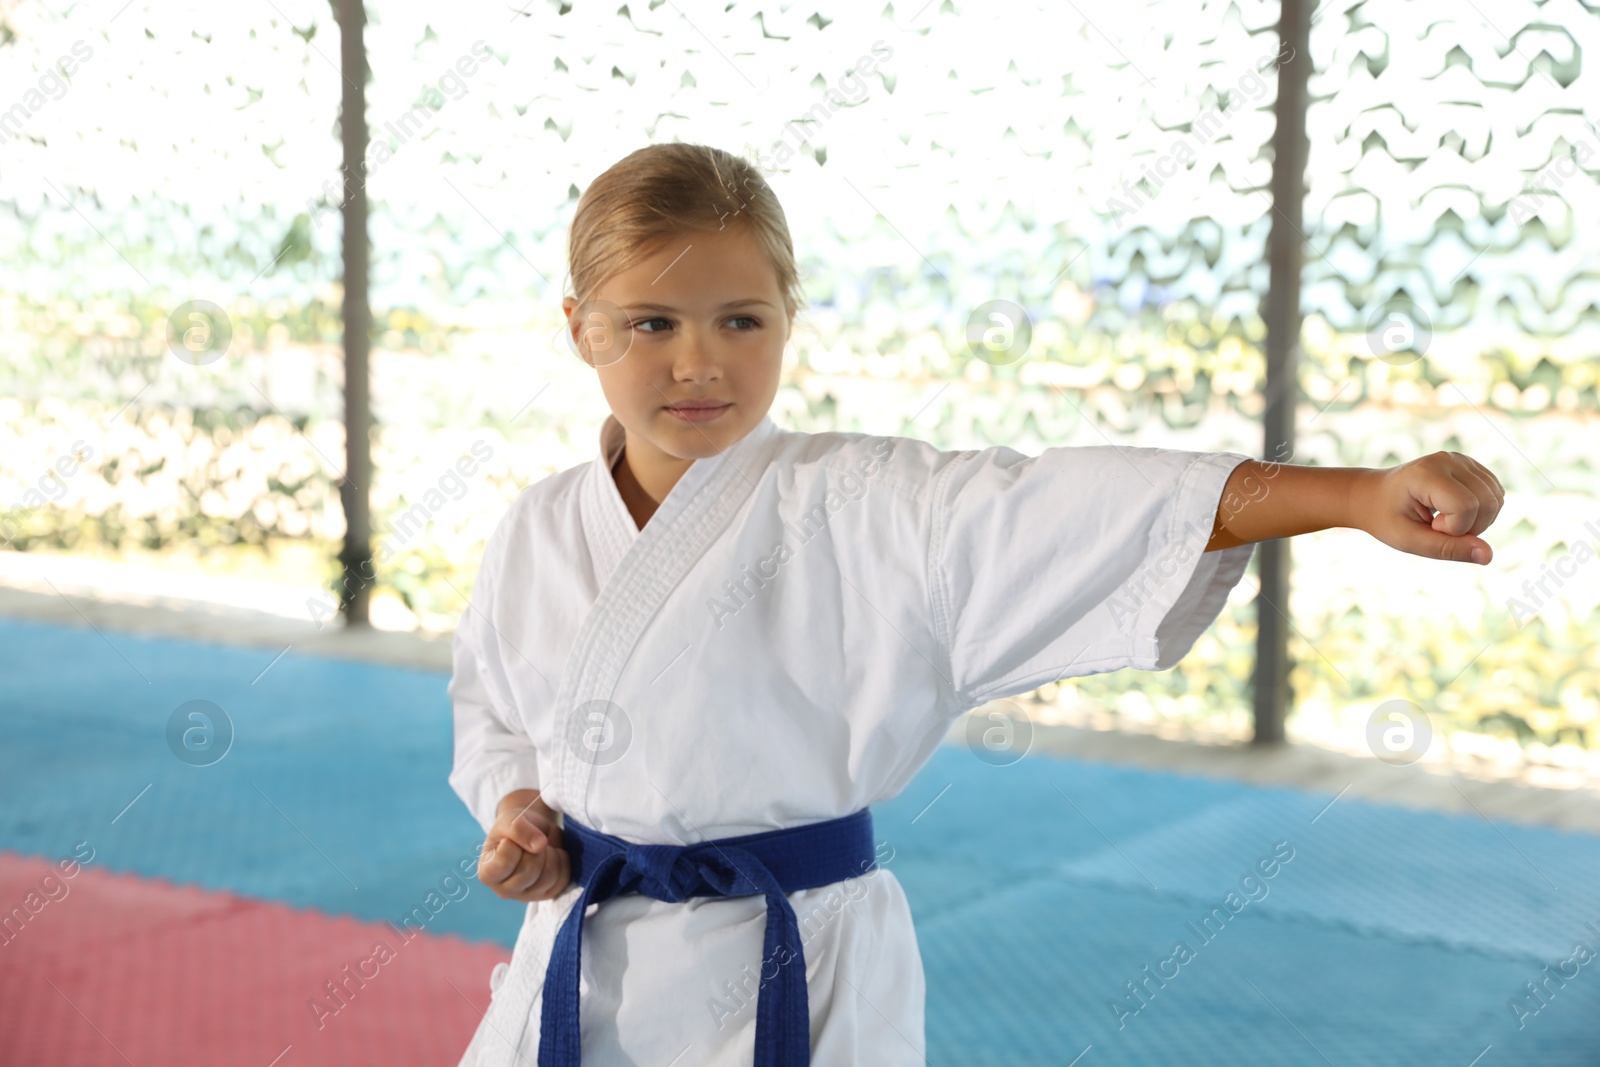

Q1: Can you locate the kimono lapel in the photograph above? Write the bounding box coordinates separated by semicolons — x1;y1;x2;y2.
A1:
580;414;640;590
555;412;783;826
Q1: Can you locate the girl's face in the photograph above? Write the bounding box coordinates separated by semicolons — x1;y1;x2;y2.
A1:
564;226;791;466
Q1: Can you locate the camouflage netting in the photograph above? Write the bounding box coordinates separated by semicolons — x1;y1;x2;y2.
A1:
1;0;1596;752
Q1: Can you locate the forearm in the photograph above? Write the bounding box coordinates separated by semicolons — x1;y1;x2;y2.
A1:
1203;459;1374;551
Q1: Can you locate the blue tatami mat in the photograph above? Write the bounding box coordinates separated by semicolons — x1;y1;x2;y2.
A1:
3;616;1597;1065
878;747;1600;1066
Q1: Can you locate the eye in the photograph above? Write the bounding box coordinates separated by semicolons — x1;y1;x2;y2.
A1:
629;316;670;333
728;315;760;330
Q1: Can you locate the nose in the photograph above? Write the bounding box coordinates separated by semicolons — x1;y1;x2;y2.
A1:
672;327;722;383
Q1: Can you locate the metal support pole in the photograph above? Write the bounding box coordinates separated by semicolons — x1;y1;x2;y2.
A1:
1253;0;1314;744
336;0;372;626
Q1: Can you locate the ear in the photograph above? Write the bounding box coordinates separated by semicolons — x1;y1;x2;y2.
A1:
561;297;593;367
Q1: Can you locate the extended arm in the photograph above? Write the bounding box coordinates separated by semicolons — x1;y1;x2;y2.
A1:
1203;451;1505;565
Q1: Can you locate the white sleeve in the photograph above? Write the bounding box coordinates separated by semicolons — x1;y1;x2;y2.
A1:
447;518;543;836
927;443;1257;708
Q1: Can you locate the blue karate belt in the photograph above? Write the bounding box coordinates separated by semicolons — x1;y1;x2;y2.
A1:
537;806;877;1067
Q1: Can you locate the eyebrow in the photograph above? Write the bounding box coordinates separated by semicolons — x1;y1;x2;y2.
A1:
622;299;775;313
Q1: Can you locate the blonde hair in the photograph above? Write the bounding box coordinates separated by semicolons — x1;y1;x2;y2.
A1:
566;143;805;321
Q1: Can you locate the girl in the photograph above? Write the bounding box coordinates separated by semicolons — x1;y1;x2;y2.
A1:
449;142;1503;1066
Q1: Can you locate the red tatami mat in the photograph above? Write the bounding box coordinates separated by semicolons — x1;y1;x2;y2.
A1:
0;852;511;1066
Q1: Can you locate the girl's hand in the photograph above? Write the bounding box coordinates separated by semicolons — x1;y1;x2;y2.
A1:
1353;451;1505;564
479;789;572;902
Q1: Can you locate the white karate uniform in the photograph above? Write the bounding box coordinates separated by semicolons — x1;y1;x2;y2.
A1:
450;412;1256;1066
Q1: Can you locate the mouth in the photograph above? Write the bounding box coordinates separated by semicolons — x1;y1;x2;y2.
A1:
663;399;732;423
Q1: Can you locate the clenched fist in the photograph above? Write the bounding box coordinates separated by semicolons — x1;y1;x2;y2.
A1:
1355;450;1505;565
479;789;572;902
1205;450;1506;562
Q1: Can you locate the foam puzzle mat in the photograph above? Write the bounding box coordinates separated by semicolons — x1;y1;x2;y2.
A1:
3;618;1596;1065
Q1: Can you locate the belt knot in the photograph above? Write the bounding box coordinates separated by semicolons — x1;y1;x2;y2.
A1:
620;842;745;902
